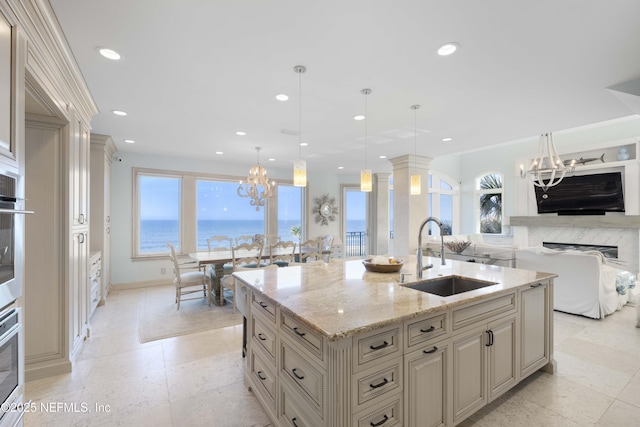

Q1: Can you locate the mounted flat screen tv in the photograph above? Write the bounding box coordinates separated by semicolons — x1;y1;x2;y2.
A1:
534;172;625;215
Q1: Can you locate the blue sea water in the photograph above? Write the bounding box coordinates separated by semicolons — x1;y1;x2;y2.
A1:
140;219;366;253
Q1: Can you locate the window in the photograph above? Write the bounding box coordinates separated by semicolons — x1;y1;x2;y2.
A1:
475;172;503;234
136;173;182;255
277;184;303;242
196;179;264;250
133;168;305;258
427;172;459;236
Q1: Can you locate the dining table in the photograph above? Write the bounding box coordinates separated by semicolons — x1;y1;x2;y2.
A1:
188;247;295;306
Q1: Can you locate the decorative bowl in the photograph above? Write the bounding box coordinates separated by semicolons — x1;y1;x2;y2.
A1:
362;258;404;273
444;240;471;254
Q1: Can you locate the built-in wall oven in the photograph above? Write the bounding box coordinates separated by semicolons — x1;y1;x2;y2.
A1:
0;173;28;308
0;307;23;426
0;172;31;427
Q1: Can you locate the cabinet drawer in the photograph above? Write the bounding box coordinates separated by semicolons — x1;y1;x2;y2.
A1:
248;347;276;411
281;340;325;416
405;311;448;349
452;291;516;331
250;312;277;361
279;381;323;427
353;324;403;373
353;395;403;427
251;292;277;322
280;311;324;363
353;359;402;410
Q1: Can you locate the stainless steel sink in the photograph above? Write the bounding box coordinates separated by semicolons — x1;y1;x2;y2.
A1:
402;275;498;297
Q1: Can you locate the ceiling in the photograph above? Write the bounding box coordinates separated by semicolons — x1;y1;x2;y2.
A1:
48;0;640;174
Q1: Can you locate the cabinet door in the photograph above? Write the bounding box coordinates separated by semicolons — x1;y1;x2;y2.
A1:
452;327;486;423
71;230;88;350
70;116;89;226
405;341;449;427
520;282;549;377
487;316;517;401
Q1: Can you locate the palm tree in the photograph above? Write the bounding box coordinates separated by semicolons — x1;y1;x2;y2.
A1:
479;174;502;233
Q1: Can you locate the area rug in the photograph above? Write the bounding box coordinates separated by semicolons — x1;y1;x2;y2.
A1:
138;285;243;343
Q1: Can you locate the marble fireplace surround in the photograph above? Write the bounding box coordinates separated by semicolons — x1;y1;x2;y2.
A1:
510;215;640;273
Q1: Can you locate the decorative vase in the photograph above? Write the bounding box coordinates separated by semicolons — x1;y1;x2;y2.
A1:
617;147;630;161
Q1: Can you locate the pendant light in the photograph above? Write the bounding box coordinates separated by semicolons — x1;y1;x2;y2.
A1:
360;88;372;192
410;104;421;195
293;65;307;187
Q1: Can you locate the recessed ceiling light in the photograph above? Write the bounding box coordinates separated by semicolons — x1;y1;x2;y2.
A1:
275;94;289;101
299;142;308;147
354;115;365;121
337;166;344;170
236;131;246;136
268;158;275;161
124;139;135;144
442;137;453;142
111;110;127;116
215;151;223;155
98;47;121;60
379;155;387;159
437;43;459;56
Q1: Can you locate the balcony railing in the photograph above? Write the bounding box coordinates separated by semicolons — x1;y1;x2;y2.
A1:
345;231;367;257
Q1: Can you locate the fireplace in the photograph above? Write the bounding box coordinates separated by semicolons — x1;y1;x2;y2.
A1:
542;242;618;259
510;215;640;273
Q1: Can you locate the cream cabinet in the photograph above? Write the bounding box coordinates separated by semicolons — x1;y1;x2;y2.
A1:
404;339;450;427
245;281;552;427
88;251;101;317
70;230;88;356
451;292;518;425
520;280;551;377
90;134;115;302
70;112;89;227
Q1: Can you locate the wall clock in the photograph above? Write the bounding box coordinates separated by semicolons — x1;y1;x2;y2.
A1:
313;193;338;226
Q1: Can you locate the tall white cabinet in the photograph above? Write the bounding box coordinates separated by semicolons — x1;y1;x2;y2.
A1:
90;134;115;304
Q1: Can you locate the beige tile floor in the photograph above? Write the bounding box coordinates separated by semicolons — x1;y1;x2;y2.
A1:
24;286;640;426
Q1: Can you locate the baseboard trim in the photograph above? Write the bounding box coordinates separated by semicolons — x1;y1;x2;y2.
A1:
26;359;72;382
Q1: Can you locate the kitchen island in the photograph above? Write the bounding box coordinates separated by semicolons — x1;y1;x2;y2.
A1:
234;257;556;427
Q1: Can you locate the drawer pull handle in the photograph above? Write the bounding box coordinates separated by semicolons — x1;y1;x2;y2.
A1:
257;371;267;381
370;341;389;351
530;283;544;288
259;301;268;308
369;378;388;389
292;417;299;427
293;327;306;337
370;414;389;427
292;368;305;380
423;346;438;354
485;330;494;347
257;333;267;341
420;326;435;333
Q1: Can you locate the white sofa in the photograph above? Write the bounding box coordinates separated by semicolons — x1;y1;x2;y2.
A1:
515;247;632;319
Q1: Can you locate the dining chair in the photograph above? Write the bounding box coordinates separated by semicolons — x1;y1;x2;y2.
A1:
270;240;296;267
235;235;255;245
167;242;208;310
320;235;334;262
221;264;278;313
299;238;323;263
219;241;265;310
206;235;234;279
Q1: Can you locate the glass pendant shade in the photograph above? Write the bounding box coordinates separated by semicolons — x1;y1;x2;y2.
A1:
361;169;372;192
293;159;306;187
410;174;421;195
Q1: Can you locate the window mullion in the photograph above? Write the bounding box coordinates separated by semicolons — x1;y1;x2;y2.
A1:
182;175;197;254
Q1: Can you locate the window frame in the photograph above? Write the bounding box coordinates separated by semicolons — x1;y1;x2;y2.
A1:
132;167;305;259
427;171;460;236
474;171;504;235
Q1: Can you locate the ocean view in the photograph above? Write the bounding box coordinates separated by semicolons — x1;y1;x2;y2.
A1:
140;219;367;253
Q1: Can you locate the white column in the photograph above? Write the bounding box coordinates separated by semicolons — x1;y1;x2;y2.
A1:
389;154;432;257
373;173;390;255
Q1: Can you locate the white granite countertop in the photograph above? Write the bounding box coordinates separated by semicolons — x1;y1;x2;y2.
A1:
233;256;556;341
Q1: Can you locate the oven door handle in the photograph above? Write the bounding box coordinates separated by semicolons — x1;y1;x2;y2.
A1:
0;209;34;214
